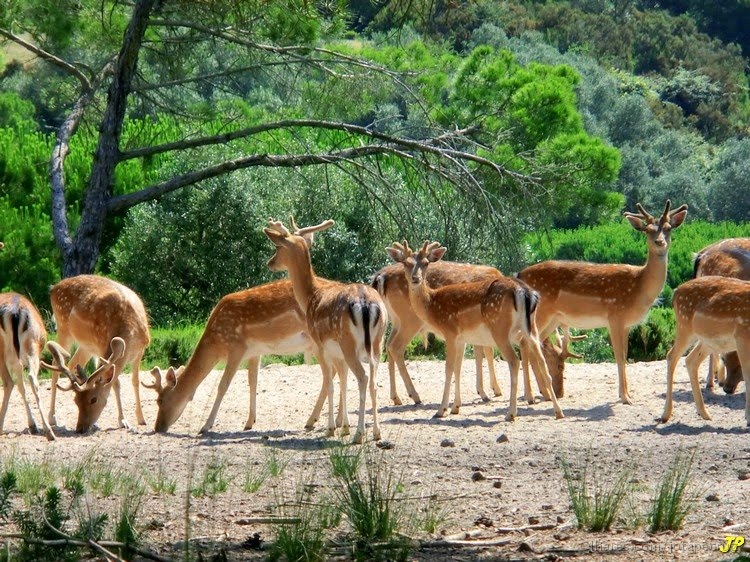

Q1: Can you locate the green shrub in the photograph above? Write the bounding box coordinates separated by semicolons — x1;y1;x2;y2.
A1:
628;308;675;362
648;449;699;533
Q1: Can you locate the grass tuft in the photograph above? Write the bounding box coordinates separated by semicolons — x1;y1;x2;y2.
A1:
648;449;698;533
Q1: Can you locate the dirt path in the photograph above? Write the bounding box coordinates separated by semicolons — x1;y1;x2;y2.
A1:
1;358;749;561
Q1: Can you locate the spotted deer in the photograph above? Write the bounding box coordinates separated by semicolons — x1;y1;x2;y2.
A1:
661;276;750;426
518;200;688;404
42;338;126;433
48;275;150;431
387;241;564;421
264;218;387;444
145;280;350;434
692;237;749;394
0;292;55;440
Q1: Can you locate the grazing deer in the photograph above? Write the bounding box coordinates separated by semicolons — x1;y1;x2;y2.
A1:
387;241;564;421
42;338;125;433
693;237;749;393
0;293;55;440
661;276;750;426
48;275;150;431
371;262;503;405
518;200;688;404
145;280;350;434
264;218;387;444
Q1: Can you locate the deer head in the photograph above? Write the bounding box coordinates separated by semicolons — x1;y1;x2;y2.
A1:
143;366;184;433
623;200;688;257
263;217;334;273
42;337;125;433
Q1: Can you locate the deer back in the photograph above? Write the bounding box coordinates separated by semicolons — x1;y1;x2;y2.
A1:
694;238;750;280
50;275;150;359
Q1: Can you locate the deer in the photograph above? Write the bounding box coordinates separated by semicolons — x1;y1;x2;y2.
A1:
387;240;564;421
263;218;387;444
42;337;127;433
0;292;55;440
47;275;151;431
661;276;750;426
692;237;749;394
144;279;350;434
517;200;688;404
371;262;503;405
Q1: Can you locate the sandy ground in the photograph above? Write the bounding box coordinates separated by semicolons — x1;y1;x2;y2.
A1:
1;357;749;561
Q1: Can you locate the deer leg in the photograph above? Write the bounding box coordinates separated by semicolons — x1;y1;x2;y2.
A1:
520;346;536;404
387;320;422;405
368;358;381;441
451;344;466;414
130;354;146;426
661;330;695;423
11;364;39;434
684;343;711;420
243;356;261;431
334;360;350;435
111;360;132;430
735;344;750;426
0;364;14;433
199;354;244;434
496;340;520;422
485;346;502;397
25;356;55;440
341;342;368;444
474;346;490;402
608;324;631;404
435;340;458;418
47;333;72;426
306;351;328;429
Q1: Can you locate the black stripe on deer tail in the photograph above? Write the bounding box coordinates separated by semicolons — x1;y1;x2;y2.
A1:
692;253;703;279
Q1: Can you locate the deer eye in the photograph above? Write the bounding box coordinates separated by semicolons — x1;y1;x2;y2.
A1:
90;397;98;405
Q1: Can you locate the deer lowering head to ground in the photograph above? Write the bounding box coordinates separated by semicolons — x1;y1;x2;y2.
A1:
387;240;564;421
264;218;387;444
145;280;350;435
0;292;55;440
48;275;151;431
43;338;125;433
661;276;750;426
692;237;750;394
517;200;688;405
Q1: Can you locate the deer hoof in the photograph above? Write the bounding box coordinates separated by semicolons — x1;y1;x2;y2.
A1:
351;431;363;445
392;396;403;406
505;413;516;422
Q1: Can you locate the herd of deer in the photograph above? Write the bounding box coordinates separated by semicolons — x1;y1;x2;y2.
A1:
1;201;749;444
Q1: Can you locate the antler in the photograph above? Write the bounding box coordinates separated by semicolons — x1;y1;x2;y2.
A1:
266;218;291;236
142;367;164;392
294;219;335;237
623;202;655;225
41;341;71;373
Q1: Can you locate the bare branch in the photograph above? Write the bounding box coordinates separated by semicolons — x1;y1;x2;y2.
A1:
0;28;92;91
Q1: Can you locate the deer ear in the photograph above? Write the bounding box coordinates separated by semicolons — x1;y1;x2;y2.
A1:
427;246;447;262
669;208;688;228
166;366;178;387
625;215;647;231
95;365;116;387
386;246;405;263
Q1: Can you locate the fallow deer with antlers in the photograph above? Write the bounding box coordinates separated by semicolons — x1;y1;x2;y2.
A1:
661;275;750;426
48;275;150;431
518;200;688;404
42;337;126;433
0;292;55;440
387;241;564;421
692;237;749;394
264;218;387;444
145;279;350;434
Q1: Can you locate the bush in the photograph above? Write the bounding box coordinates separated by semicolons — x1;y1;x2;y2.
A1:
628;308;675;362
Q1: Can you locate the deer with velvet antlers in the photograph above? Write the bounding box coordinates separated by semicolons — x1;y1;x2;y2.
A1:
387;240;564;421
0;292;55;440
264;218;387;444
518;200;688;404
146;280;350;434
47;275;150;432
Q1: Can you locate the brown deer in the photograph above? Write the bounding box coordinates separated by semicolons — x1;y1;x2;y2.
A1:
264;218;387;444
387;241;564;421
692;237;749;393
371;262;503;405
518;200;688;404
48;275;150;431
661;276;750;426
42;338;126;433
145;280;350;434
0;292;55;440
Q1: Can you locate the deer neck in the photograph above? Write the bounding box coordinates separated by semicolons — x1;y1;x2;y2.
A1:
285;247;318;315
407;278;438;326
638;246;669;300
171;335;224;398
